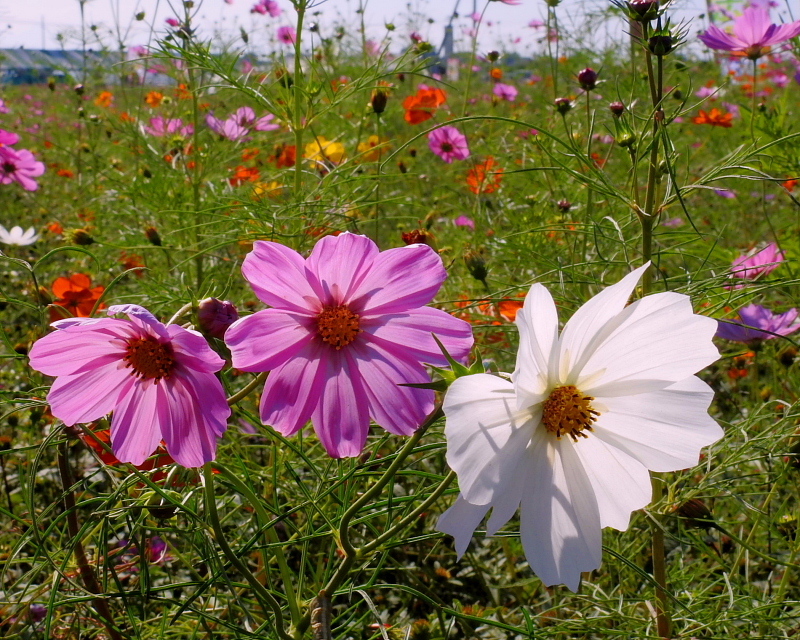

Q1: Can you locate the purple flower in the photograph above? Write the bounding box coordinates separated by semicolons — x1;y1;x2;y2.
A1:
277;25;296;44
716;304;800;342
730;242;784;280
0;129;20;146
661;217;685;228
0;147;45;191
493;82;518;101
714;188;737;198
29;604;47;624
698;5;800;59
198;297;239;339
144;117;193;138
428;126;470;163
0;99;9;114
454;215;475;229
206;114;249;141
251;0;281;16
225;233;474;458
28;304;230;467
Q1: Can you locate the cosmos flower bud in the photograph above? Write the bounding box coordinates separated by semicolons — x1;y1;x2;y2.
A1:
487;50;500;62
464;249;488;284
554;97;572;115
197;297;239;339
47;77;56;91
609;101;626;117
370;89;388;114
71;228;94;245
676;498;717;530
144;226;162;246
557;198;572;213
401;229;435;247
577;67;598;91
627;0;659;21
74;84;85;96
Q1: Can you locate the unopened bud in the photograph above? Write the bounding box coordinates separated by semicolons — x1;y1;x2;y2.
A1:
676;498;716;530
487;50;500;62
71;228;94;245
144;226;162;246
557;199;572;213
464;250;488;284
370;89;388;114
554;97;572;115
135;11;145;20
627;0;659;21
74;83;84;96
47;77;56;91
577;67;598;91
197;297;239;339
401;229;435;247
609;101;625;117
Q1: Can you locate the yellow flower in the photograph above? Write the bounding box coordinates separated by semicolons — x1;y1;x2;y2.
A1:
357;135;390;162
253;181;285;199
304;136;346;166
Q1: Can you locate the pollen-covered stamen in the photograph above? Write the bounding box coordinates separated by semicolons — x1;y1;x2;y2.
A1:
542;385;599;442
124;337;175;381
316;305;361;349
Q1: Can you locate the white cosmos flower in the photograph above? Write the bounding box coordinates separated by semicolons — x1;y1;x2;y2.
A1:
437;263;722;591
0;225;39;246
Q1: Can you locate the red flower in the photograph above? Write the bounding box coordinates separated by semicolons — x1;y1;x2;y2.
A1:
49;273;105;321
692;108;733;128
466;157;504;194
402;86;447;125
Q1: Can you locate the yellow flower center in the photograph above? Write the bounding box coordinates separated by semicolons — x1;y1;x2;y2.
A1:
541;385;599;441
124;337;175;381
316;305;361;349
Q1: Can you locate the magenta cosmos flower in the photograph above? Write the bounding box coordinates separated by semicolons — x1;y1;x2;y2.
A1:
493;82;518;102
277;26;296;44
428;126;470;163
698;5;800;59
29;305;230;467
0;146;45;191
730;242;784;280
225;233;474;458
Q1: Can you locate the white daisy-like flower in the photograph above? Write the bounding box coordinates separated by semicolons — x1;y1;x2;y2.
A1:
437;263;722;591
0;225;39;246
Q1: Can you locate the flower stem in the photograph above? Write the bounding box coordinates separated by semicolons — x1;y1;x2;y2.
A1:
227;371;268;406
202;464;293;640
292;0;307;199
57;442;125;640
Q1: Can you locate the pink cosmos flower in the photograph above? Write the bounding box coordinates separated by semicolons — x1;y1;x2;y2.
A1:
493;83;518;102
730;242;784;280
0;129;19;147
206;114;249;141
428;126;470;163
165;17;181;27
454;215;475;229
251;0;281;16
0;146;45;191
144;117;193;137
698;5;800;59
277;25;297;44
225;233;474;458
0;99;8;114
28;304;230;468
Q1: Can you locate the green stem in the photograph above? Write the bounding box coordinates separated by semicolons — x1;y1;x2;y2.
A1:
292;0;307;199
294;406;443;637
202;464;293;640
750;58;757;142
227;372;268;406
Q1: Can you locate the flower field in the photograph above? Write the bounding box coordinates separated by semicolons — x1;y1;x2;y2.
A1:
4;0;800;637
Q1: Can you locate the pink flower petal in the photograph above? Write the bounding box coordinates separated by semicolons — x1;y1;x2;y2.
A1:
362;307;473;366
226;309;314;371
168;325;226;372
47;365;130;425
351;243;448;315
242;241;322;314
260;340;328;436
110;379;164;466
350;340;434;435
29;320;132;377
306;233;379;306
311;350;371;457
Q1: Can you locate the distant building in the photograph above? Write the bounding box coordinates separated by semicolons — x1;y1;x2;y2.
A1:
0;49;122;84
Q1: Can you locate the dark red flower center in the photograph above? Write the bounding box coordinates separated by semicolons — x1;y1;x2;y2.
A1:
542;385;599;441
440;142;453;152
316;305;360;349
124;337;175;381
2;161;16;173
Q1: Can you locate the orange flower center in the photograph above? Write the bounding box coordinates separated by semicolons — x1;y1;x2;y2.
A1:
541;385;599;441
124;337;175;381
316;305;360;349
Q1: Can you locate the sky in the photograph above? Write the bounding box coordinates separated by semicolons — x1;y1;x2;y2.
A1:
0;0;718;56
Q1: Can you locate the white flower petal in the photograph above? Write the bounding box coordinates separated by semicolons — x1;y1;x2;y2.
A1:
513;283;559;408
520;429;602;592
444;373;536;505
577;292;719;396
592;376;723;472
557;263;649;383
436;496;491;558
571;435;652;531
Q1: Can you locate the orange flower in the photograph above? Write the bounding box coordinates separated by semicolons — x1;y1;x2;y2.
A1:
229;165;260;186
402;87;447;125
241;147;260;161
94;91;114;107
270;144;296;168
47;221;64;235
591;152;606;168
175;83;192;100
145;91;164;107
497;298;525;322
119;252;146;276
466;157;504;194
56;168;75;178
692;108;733;128
50;273;105;321
783;178;797;192
490;67;503;80
119;111;135;123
